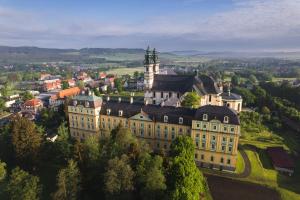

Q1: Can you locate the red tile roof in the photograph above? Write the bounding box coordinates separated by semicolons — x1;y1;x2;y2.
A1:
57;87;81;99
267;147;294;169
24;99;42;107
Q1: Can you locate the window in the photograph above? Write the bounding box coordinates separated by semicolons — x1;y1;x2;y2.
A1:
85;101;90;107
169;92;172;98
210;156;214;162
157;143;160;148
161;92;163;98
203;124;207;129
228;147;232;152
107;109;111;115
203;114;208;121
213;125;217;130
196;133;200;138
222;137;226;142
195;154;198;159
220;158;224;163
202;134;206;139
202;142;206;148
211;144;215;150
201;154;204;160
177;93;180;98
197;123;200;128
224;116;229;123
209;95;212;102
196;141;199;147
224;126;227;132
164;115;168;123
172;133;175;140
179;117;183;124
229;138;234;143
227;159;231;165
231;127;235;132
179;128;183;133
212;136;216;141
222;145;226;151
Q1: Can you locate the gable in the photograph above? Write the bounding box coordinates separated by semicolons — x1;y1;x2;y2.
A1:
130;112;152;122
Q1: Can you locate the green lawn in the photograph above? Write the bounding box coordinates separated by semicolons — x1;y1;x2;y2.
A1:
235;151;245;174
106;67;143;76
242;147;300;200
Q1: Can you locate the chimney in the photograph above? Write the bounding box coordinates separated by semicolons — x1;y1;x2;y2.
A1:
118;97;121;103
130;97;133;104
107;96;110;101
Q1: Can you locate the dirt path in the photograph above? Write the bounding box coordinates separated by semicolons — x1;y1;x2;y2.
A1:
206;174;281;200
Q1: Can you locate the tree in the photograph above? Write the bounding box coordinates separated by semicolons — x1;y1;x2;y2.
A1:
231;75;241;86
232;87;256;106
57;121;70;142
11;116;42;168
62;81;69;90
104;154;134;196
249;74;258;84
53;159;81;200
114;78;123;93
0;98;5;113
22;91;34;101
7;167;42;200
182;92;201;108
261;106;271;115
167;136;207;200
136;153;166;199
133;71;140;79
77;80;85;90
0;160;6;181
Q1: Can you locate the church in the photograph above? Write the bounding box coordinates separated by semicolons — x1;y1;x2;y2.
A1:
143;47;243;112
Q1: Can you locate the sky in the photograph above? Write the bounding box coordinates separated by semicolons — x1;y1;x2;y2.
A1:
0;0;300;51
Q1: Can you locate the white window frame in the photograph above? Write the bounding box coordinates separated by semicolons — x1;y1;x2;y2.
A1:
179;117;183;124
164;115;168;123
203;114;208;121
224;116;229;123
118;110;123;117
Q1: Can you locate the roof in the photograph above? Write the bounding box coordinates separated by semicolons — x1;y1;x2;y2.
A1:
195;105;240;125
70;92;103;108
24;99;42;107
221;92;242;100
58;87;81;99
152;74;195;93
198;75;221;94
267;147;295;170
101;100;196;126
100;100;240;126
151;74;221;95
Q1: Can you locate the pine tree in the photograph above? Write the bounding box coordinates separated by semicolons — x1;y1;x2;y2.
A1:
53;159;81;200
11;116;42;168
7;167;42;200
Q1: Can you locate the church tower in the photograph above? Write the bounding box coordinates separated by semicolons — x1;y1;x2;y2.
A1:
144;46;160;89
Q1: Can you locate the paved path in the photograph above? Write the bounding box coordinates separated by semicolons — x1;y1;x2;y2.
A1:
200;146;251;179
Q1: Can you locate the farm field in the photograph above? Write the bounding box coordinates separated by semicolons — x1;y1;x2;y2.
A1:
106;67;143;76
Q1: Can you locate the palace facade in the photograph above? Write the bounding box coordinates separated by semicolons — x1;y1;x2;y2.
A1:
68;92;240;171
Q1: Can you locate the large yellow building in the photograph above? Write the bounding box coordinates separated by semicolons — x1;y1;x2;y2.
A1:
68;92;240;171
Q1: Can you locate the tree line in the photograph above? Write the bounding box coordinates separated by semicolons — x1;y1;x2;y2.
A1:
0;115;210;200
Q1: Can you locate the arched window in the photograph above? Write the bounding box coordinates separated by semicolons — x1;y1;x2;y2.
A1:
179;117;183;124
224;116;229;123
107;109;111;115
118;110;123;117
164;115;168;123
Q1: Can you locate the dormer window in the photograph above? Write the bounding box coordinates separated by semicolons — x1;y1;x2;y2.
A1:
73;100;77;106
203;114;208;121
164;115;168;123
179;117;183;124
224;116;229;123
107;109;111;115
118;110;123;117
85;101;90;107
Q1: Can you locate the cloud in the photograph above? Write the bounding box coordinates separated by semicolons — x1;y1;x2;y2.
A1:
0;0;300;51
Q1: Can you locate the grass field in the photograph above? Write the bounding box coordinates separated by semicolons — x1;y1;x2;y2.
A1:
272;77;297;82
243;147;300;200
235;151;245;174
106;67;143;76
